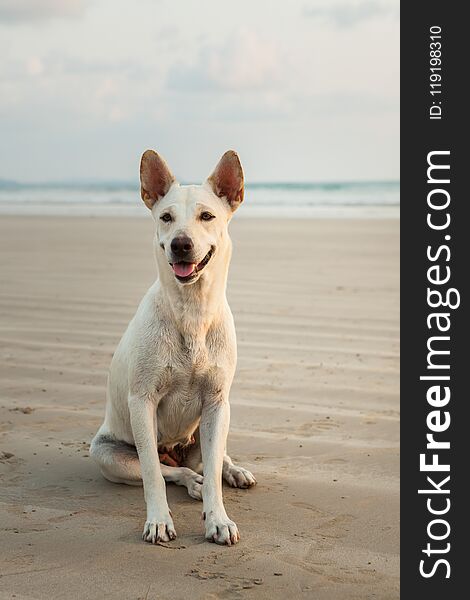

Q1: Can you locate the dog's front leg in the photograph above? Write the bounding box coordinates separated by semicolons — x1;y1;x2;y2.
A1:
128;394;176;543
200;397;240;545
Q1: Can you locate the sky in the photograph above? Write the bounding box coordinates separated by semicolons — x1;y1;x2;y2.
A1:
0;0;399;183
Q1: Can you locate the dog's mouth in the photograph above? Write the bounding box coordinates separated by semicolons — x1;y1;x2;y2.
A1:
170;247;214;283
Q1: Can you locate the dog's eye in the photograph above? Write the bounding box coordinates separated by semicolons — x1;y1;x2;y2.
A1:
200;212;215;221
160;213;172;223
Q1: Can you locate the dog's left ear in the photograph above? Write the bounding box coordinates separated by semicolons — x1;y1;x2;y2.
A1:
140;150;176;209
207;150;244;212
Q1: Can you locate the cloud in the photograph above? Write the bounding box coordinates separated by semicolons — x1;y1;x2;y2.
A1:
26;56;45;76
0;0;399;182
0;0;89;23
303;1;396;27
167;30;282;93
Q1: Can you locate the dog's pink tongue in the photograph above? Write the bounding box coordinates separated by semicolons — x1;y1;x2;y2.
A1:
172;262;195;277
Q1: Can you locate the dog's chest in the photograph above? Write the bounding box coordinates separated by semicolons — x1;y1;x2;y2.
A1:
155;335;230;445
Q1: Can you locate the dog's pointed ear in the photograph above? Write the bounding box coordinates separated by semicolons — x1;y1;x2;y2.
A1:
207;150;244;212
140;150;176;209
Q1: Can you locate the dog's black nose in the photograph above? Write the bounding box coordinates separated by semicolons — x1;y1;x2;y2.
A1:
171;235;194;258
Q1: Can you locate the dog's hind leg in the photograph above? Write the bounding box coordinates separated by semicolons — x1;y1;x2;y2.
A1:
222;453;257;489
181;428;256;489
90;433;142;485
90;433;203;498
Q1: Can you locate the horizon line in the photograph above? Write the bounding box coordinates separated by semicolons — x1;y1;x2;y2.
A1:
0;177;400;188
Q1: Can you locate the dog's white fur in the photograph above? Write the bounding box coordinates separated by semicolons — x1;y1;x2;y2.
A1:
90;149;255;546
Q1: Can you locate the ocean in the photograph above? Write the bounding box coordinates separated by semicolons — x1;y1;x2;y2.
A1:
0;180;399;218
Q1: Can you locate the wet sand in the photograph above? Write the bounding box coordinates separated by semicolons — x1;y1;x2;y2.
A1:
0;216;399;599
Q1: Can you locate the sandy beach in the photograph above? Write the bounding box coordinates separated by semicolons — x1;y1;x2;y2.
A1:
0;216;399;599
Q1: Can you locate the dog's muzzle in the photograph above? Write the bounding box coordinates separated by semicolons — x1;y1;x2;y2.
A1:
170;247;214;283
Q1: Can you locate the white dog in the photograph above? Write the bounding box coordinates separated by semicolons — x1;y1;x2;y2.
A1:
90;149;256;546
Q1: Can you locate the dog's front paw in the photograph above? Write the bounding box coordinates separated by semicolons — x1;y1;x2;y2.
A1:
204;511;240;546
223;465;256;489
142;514;176;544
